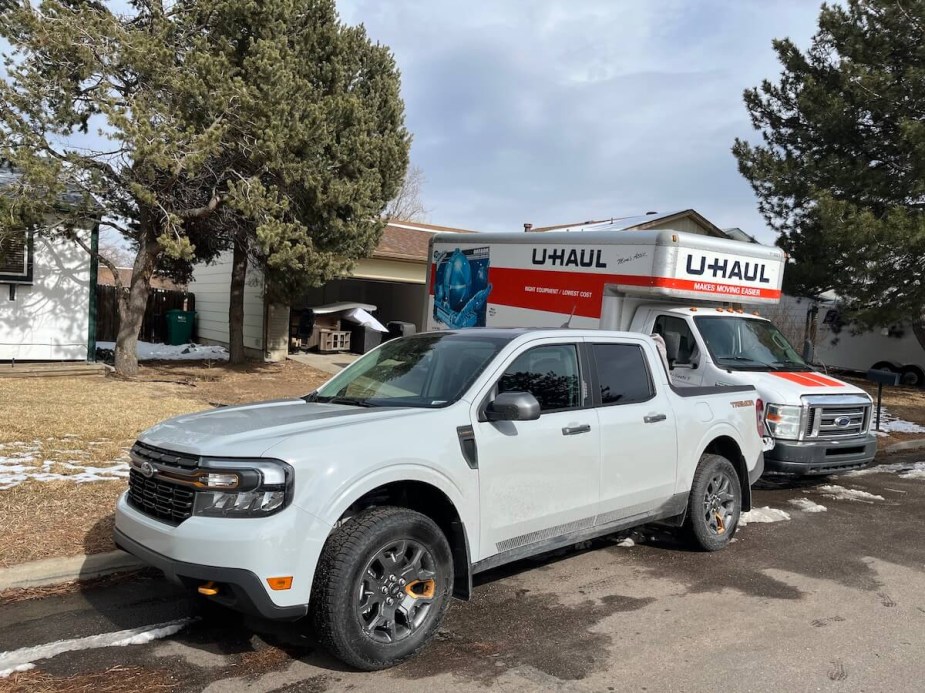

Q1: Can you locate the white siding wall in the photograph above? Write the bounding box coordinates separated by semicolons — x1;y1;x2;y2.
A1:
190;252;266;352
0;229;91;361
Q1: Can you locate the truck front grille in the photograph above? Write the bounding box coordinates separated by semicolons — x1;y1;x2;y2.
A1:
803;395;871;440
128;468;195;524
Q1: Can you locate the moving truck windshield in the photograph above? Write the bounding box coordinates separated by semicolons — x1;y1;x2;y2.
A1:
694;316;808;371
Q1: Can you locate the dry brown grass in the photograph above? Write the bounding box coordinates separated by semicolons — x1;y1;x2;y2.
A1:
0;481;123;568
0;665;177;693
0;360;329;567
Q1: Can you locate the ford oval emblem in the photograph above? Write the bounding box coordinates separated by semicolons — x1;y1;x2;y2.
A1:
140;460;156;478
834;416;852;428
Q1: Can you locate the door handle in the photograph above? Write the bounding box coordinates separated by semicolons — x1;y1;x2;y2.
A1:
644;413;667;424
562;424;591;436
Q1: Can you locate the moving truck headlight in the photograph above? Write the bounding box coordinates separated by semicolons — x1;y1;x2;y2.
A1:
764;404;804;440
192;459;293;518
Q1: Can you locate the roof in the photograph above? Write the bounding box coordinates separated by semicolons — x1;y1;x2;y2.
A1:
528;209;729;238
722;227;760;244
97;266;184;291
373;220;476;262
0;167;103;216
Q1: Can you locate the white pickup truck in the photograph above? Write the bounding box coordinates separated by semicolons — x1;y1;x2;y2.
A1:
114;328;764;670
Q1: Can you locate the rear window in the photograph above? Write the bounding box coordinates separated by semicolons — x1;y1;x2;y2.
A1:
591;343;654;405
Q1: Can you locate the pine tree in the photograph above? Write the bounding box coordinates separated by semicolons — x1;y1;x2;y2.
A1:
0;0;408;372
733;0;925;328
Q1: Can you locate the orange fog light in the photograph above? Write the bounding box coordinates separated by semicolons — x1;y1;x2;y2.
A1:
267;576;293;591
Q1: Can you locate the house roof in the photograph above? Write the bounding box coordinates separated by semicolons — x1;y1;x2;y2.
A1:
0;167;103;216
528;209;730;238
97;266;184;291
372;220;476;262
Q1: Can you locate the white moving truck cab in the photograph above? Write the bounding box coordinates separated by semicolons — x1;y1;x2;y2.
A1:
426;228;877;476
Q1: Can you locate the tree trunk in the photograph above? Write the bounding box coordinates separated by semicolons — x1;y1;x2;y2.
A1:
228;230;248;365
114;231;159;376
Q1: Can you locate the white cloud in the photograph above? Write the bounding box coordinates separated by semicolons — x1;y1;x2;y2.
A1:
338;0;822;241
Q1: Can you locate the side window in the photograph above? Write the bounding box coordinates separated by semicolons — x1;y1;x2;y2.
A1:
653;315;699;366
497;344;581;412
592;344;655;405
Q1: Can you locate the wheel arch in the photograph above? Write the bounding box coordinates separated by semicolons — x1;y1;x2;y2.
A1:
335;480;473;600
701;435;751;512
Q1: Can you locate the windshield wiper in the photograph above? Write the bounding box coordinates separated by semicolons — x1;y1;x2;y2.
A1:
316;396;376;407
718;356;779;369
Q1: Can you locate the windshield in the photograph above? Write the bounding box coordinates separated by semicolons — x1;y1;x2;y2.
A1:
694;316;808;371
310;333;508;408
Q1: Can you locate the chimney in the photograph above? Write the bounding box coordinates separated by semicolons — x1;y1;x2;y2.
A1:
523;223;533;232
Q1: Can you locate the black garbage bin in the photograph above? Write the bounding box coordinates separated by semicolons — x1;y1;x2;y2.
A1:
387;321;416;341
349;324;382;354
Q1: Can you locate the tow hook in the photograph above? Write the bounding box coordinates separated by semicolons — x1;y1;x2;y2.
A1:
198;581;220;596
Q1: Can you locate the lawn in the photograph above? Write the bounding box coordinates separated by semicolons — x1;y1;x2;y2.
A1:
0;360;329;568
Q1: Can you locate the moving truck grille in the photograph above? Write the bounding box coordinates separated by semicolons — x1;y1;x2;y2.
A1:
805;404;870;439
128;469;195;524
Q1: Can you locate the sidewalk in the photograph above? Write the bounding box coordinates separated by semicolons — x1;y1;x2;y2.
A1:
287;351;359;376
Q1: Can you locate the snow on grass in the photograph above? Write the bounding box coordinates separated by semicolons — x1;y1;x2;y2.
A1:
739;507;791;526
816;485;885;503
0;618;193;677
871;407;925;436
788;498;828;513
0;441;129;491
96;340;229;361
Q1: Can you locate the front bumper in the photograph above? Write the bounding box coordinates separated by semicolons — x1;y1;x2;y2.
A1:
114;492;331;620
763;434;878;476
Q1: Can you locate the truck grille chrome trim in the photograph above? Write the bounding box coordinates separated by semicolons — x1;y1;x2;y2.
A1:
801;395;871;440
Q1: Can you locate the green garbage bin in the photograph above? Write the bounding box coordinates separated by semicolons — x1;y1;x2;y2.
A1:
166;309;196;345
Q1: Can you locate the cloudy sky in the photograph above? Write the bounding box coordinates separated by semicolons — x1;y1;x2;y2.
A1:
337;1;823;242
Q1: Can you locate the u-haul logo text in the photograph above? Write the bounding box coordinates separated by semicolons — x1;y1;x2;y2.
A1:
532;248;607;268
685;255;771;284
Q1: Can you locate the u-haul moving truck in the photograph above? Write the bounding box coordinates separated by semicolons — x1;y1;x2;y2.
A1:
425;228;877;476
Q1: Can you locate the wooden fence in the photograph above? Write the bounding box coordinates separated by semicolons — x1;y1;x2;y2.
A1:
95;285;196;343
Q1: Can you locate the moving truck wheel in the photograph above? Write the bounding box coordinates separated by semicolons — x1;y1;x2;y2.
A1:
310;506;454;670
686;454;741;552
900;366;924;388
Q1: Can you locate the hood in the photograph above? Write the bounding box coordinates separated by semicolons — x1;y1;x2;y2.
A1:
714;370;871;405
137;398;428;458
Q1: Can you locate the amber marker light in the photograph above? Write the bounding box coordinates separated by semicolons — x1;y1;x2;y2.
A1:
267;576;293;591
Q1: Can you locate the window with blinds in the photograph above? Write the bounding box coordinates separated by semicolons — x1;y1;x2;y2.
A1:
0;230;33;283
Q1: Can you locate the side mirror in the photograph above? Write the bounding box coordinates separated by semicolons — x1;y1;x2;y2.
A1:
486;391;541;422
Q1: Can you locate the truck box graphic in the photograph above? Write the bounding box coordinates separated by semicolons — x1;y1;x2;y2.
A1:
432;246;492;328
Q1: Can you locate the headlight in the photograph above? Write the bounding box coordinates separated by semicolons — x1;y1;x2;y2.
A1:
765;403;804;440
192;458;293;518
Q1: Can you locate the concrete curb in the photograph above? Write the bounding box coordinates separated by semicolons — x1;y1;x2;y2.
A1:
0;550;146;591
883;438;925;455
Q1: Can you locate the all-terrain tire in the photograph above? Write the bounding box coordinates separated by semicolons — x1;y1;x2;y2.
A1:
685;454;742;552
310;506;454;670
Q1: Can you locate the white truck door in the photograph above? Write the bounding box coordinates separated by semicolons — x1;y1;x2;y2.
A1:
473;341;600;560
589;340;679;516
650;313;706;386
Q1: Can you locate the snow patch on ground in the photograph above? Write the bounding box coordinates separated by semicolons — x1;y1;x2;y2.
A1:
816;485;885;502
0;619;193;677
0;441;129;491
871;408;925;436
788;498;828;513
615;538;635;548
96;340;228;361
739;507;791;526
846;461;925;480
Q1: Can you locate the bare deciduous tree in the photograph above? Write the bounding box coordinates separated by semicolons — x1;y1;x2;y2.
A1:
384;164;428;222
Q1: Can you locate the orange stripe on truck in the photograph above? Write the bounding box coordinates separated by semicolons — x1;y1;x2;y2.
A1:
771;372;843;387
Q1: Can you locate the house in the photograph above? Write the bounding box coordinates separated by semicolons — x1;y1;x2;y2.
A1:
189;220;476;360
524;209;732;238
0;171;100;361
